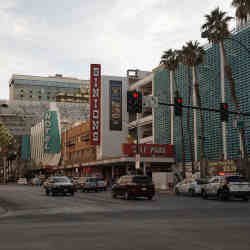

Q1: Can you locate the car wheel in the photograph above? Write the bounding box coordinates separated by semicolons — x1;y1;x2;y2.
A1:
148;196;153;200
189;189;195;197
51;191;55;196
242;196;248;202
202;190;208;199
217;191;225;201
112;192;117;199
175;188;180;196
95;189;98;192
46;189;50;196
71;191;74;196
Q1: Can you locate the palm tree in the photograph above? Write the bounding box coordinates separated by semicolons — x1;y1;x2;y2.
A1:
201;8;247;171
232;0;250;26
179;41;206;178
161;49;186;178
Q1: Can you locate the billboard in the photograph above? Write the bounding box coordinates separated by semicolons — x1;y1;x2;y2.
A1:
109;80;122;131
90;64;101;145
44;111;61;154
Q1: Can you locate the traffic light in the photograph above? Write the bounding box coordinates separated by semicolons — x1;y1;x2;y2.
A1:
127;90;142;113
137;91;142;113
174;96;183;116
220;103;229;122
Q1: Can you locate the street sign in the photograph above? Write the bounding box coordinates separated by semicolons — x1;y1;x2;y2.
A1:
238;120;244;128
234;120;250;129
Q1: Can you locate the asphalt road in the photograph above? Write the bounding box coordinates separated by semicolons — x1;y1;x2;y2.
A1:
0;184;250;250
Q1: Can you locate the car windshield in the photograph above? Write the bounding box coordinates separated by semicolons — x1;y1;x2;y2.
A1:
226;176;248;182
53;177;70;183
196;179;208;185
132;176;151;184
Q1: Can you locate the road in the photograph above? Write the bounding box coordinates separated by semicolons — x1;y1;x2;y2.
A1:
0;184;250;250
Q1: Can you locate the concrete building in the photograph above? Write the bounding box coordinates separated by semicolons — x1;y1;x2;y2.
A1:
9;74;89;103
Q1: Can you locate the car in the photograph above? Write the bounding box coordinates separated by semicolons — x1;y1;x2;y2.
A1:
97;179;107;191
17;177;27;185
112;175;155;200
175;178;208;196
174;179;189;195
201;175;250;201
79;177;98;192
44;176;75;196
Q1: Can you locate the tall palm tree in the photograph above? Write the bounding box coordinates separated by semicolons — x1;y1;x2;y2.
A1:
160;49;186;178
201;8;247;171
232;0;250;25
179;41;206;178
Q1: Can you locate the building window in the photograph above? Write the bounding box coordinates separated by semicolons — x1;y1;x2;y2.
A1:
47;96;50;100
30;90;32;94
38;96;41;100
47;92;50;95
30;95;32;98
20;89;24;92
20;94;23;98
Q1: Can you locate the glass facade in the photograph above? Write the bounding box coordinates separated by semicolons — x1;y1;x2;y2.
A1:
154;25;250;162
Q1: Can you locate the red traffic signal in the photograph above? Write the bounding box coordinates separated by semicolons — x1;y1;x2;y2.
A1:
220;103;229;122
133;92;138;98
177;98;182;104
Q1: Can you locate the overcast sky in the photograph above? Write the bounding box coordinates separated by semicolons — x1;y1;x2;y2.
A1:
0;0;235;99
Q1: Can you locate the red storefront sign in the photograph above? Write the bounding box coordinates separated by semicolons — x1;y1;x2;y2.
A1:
90;64;101;145
122;144;174;157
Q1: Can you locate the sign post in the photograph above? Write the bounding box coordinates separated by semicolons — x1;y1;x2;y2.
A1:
135;154;140;169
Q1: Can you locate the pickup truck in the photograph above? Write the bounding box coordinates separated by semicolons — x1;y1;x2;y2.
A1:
201;175;250;201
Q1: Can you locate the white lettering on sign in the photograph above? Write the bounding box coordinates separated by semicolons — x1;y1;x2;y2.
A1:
92;120;99;130
90;64;101;145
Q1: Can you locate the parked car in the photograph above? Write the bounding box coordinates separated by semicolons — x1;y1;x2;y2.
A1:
17;177;27;185
97;179;107;191
174;178;209;196
44;176;74;196
79;177;98;192
112;175;155;200
201;175;250;201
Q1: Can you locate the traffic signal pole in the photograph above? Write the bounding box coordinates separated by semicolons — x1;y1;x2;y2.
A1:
158;102;250;117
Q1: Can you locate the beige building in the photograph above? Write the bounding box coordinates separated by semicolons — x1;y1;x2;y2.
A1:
9;74;89;103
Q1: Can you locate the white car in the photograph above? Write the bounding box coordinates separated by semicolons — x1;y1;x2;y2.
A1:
174;178;208;196
17;178;27;185
201;175;250;201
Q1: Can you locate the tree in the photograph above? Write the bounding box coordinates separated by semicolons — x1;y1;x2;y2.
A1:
201;8;247;170
160;49;186;178
179;41;206;178
0;122;13;150
232;0;250;25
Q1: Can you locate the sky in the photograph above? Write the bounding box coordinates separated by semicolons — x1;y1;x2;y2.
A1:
0;0;236;99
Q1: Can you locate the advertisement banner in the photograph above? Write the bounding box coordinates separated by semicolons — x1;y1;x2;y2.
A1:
109;80;122;131
122;143;174;157
21;135;31;160
90;64;101;145
44;111;61;154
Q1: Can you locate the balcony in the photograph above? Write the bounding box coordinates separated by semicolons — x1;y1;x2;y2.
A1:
140;136;153;144
129;114;153;128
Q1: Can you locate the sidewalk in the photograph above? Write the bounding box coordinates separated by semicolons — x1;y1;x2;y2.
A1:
157;189;175;195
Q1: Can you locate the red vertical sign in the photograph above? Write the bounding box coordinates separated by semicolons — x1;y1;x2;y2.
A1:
90;64;101;145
